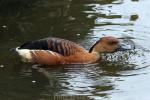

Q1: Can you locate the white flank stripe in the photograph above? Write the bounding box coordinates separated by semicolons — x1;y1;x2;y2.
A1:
48;51;56;56
16;48;32;62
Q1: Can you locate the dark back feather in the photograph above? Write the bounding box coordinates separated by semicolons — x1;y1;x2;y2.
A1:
19;37;84;56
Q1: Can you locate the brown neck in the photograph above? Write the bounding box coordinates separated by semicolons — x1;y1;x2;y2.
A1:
89;42;106;54
89;39;102;53
89;40;101;53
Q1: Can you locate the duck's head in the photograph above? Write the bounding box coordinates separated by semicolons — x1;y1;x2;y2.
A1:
89;36;133;53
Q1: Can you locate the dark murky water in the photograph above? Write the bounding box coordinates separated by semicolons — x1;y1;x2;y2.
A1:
0;0;150;100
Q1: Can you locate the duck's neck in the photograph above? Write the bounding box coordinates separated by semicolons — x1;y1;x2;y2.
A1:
90;51;101;61
89;41;103;53
87;46;102;62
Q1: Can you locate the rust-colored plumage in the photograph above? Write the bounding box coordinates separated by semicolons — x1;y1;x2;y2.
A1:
15;36;129;65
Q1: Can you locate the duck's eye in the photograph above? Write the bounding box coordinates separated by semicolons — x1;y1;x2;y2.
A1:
107;41;118;45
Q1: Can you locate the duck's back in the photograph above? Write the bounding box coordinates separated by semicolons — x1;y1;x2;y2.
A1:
19;37;85;57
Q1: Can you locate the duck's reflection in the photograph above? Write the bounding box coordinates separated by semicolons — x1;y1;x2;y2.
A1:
28;55;135;99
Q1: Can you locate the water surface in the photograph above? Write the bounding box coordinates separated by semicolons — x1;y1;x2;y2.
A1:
0;0;150;100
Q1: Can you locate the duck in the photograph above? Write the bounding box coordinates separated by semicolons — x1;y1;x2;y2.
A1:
13;36;131;65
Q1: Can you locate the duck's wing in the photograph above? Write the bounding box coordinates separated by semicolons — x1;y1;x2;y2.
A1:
19;37;85;56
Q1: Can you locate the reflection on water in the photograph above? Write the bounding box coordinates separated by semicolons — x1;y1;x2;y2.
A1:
0;0;150;100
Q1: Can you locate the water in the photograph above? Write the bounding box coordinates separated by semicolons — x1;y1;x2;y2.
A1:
0;0;150;100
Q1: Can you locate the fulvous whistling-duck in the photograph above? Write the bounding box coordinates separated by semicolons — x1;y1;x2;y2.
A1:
13;36;132;65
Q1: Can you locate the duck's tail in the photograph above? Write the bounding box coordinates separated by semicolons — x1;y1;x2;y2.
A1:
10;47;32;62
